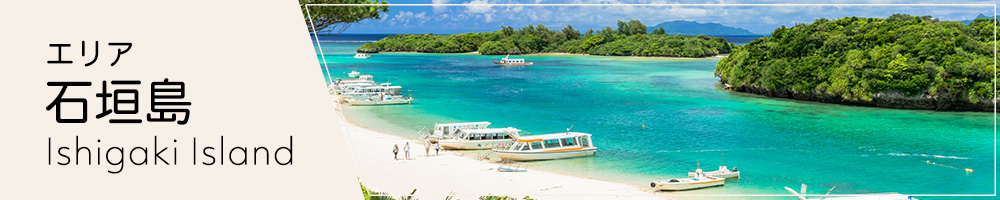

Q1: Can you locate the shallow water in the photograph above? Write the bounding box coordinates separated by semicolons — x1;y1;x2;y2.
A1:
315;40;996;199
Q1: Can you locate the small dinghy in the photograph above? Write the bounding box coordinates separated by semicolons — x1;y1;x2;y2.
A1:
688;155;740;179
651;171;725;191
689;165;739;179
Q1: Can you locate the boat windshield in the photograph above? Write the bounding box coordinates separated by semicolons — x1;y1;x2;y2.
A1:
561;138;576;146
516;143;528;151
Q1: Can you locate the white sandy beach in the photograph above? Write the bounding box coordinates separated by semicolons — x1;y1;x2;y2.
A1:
329;95;670;200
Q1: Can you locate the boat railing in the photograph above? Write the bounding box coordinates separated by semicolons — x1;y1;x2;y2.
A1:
415;127;428;139
476;150;494;161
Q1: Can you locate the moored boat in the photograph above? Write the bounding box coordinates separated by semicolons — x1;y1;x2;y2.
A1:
344;95;412;105
494;55;533;66
425;122;492;143
348;70;361;77
493;132;596;161
343;84;413;106
331;75;375;94
334;82;376;95
341;83;394;99
688;165;740;179
650;174;725;191
438;127;520;150
354;53;370;59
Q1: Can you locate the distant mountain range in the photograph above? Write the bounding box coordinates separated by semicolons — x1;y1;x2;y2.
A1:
649;20;760;36
960;13;997;25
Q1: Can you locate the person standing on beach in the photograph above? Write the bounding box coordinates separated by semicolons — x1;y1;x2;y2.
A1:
435;142;441;156
393;144;399;160
404;142;411;160
424;139;431;156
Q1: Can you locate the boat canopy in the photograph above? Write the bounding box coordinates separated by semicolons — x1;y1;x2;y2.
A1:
458;127;520;134
515;132;591;142
456;128;520;141
434;122;491;129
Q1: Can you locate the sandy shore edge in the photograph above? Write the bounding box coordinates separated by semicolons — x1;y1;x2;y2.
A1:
328;94;670;200
372;51;727;59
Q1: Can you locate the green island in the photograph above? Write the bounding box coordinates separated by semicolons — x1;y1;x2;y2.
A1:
715;14;997;111
358;20;736;58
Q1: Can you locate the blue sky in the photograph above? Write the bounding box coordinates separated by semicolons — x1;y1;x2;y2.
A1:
321;0;997;35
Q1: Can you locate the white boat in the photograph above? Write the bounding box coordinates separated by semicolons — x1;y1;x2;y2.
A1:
330;75;375;94
348;70;361;77
688;165;740;179
333;82;376;95
425;122;492;143
493;132;597;161
650;173;725;191
354;53;370;59
344;95;412;105
438;127;520;150
341;83;394;99
343;85;413;106
494;55;533;66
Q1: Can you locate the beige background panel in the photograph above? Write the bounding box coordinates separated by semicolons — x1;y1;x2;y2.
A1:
0;1;360;199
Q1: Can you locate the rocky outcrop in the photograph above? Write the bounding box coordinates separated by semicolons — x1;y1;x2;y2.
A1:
725;83;994;112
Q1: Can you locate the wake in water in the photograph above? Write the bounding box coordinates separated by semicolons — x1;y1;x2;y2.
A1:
881;153;970;160
655;147;777;153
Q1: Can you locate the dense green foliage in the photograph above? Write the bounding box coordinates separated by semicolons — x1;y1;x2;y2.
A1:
358;20;736;57
301;0;388;35
716;14;996;105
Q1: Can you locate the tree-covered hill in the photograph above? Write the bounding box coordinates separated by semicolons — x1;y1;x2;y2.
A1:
648;20;758;36
715;14;996;111
357;20;736;58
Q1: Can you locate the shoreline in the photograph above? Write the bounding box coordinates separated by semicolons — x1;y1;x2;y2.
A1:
367;51;727;59
721;83;994;112
329;95;670;200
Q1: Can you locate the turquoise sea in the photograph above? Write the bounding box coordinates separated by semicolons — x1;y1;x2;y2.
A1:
313;36;995;199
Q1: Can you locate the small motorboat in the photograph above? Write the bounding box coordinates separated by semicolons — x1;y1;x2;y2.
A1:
651;172;725;191
688;165;739;179
354;53;370;59
348;70;361;78
494;55;532;66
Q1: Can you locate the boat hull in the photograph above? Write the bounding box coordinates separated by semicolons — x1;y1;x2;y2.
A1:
651;177;725;191
689;171;739;179
426;135;443;143
345;98;412;106
438;139;514;150
494;148;596;161
494;62;533;66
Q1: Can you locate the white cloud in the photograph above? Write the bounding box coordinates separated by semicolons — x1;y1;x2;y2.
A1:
432;0;451;13
389;11;430;27
760;16;778;24
484;13;495;22
465;0;493;14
